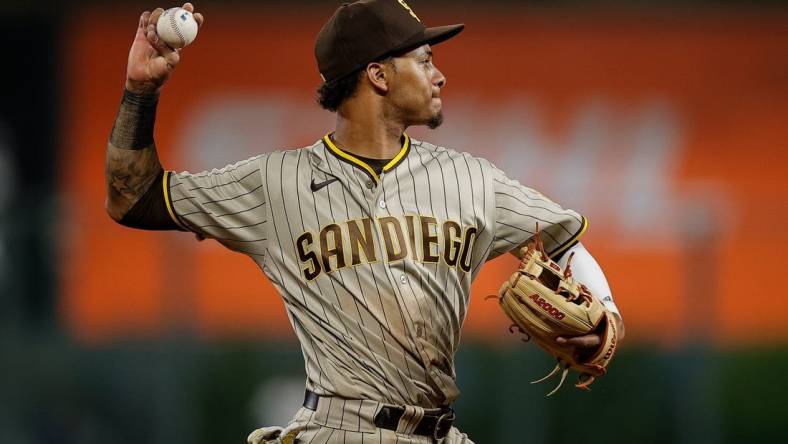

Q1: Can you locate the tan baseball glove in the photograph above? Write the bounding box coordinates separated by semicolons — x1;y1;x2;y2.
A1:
494;226;618;396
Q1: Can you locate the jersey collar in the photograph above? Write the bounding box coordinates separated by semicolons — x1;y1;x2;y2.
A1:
322;132;411;183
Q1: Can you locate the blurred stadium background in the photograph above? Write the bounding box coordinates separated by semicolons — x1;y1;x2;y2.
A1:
1;0;787;442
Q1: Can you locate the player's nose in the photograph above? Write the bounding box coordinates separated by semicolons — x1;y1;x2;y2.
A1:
434;67;446;89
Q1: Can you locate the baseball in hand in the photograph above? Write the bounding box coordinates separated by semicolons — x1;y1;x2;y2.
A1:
156;7;199;49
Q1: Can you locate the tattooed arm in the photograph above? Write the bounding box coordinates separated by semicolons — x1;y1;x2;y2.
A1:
105;90;163;221
105;4;204;222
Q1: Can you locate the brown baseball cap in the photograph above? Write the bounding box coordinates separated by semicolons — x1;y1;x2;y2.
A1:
315;0;464;83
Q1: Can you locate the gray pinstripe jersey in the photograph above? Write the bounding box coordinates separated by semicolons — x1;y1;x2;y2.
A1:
165;134;586;408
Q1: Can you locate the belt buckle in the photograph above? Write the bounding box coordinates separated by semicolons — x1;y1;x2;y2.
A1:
432;409;455;440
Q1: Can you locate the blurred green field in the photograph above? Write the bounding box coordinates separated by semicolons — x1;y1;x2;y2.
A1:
2;338;781;444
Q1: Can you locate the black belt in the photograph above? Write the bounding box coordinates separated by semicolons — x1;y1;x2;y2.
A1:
303;390;455;440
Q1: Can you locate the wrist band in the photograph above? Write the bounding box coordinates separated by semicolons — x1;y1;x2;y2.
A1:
109;88;160;150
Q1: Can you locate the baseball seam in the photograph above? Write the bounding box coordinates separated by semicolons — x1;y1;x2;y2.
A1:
168;10;186;48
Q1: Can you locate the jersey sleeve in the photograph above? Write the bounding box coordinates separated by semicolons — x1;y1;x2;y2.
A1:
487;163;587;261
164;155;268;252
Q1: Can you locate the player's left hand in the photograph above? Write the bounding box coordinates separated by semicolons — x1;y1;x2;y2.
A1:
556;313;625;348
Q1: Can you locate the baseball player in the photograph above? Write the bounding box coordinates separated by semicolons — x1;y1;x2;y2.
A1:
105;1;625;443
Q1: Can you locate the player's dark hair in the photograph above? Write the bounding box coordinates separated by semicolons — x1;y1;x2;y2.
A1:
317;56;396;112
317;69;365;112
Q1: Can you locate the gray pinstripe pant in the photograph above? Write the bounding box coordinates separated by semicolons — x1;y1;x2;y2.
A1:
268;401;475;444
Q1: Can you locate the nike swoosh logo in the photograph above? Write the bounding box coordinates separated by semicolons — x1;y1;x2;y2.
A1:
310;177;339;192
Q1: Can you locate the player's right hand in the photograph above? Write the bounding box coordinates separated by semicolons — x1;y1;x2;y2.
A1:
125;2;204;94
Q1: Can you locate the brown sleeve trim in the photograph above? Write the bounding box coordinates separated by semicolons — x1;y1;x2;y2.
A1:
117;169;184;231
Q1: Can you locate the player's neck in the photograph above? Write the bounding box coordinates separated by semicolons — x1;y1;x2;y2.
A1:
333;108;405;160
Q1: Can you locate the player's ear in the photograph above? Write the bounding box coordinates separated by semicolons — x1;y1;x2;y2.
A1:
366;61;390;93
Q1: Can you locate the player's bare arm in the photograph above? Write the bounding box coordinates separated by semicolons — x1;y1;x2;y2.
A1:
105;3;203;221
553;243;626;348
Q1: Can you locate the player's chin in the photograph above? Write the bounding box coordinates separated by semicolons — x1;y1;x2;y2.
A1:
426;112;444;129
422;100;444;129
426;110;444;129
407;102;443;129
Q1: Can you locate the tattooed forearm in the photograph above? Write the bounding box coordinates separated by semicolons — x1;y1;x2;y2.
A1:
110;89;159;149
105;89;164;221
106;144;162;221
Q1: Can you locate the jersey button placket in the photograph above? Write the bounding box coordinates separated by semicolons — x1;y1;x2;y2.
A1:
373;174;386;211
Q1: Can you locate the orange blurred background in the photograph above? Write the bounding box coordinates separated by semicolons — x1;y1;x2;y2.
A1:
62;5;788;346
